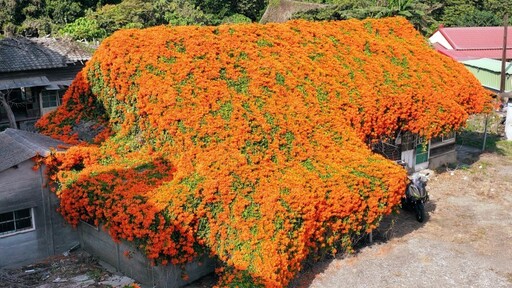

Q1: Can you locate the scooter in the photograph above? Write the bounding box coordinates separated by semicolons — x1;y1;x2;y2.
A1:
396;160;430;222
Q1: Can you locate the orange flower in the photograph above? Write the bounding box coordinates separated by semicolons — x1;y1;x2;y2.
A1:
37;17;489;287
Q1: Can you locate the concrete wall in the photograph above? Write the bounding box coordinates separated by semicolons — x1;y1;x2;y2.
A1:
0;160;79;268
79;223;216;288
429;150;457;170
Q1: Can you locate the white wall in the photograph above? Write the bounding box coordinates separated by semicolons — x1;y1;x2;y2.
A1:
429;31;453;50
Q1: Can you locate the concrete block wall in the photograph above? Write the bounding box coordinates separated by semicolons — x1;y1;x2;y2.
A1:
79;223;216;288
428;150;457;170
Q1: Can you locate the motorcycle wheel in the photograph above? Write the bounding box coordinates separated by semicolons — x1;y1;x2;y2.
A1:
414;202;425;223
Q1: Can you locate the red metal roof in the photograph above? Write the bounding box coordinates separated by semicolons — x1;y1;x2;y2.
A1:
431;26;512;61
439;26;512;50
433;43;510;61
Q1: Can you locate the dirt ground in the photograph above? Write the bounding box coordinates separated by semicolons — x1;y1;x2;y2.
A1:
0;250;135;288
2;145;512;288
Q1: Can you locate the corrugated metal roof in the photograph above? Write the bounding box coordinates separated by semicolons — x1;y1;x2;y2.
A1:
0;37;93;73
0;128;64;173
462;58;512;73
432;43;512;61
461;58;512;92
439;26;512;50
430;26;512;61
436;47;511;61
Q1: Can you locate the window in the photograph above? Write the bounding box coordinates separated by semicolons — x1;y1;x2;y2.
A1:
42;89;66;108
0;208;34;236
41;90;58;108
431;131;456;148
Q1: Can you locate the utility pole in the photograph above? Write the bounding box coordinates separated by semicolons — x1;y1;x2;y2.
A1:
500;14;508;94
488;14;509;147
500;14;512;141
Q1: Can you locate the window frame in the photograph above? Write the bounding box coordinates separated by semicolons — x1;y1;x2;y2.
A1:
0;208;35;238
41;90;59;108
430;131;456;149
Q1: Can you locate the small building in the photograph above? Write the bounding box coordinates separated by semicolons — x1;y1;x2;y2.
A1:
372;130;457;172
429;25;512;61
461;58;512;94
427;26;512;167
0;37;93;131
0;128;78;268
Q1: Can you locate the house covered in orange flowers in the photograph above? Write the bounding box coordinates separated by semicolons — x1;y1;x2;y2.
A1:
36;17;489;287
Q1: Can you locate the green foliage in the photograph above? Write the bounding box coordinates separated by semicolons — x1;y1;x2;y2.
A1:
294;0;509;35
0;0;267;38
0;0;97;36
1;0;509;39
484;0;512;21
60;17;107;40
294;0;443;35
232;0;268;21
496;140;512;157
20;17;53;37
45;0;83;25
440;0;508;26
453;9;501;26
92;0;155;34
157;0;215;26
221;14;252;24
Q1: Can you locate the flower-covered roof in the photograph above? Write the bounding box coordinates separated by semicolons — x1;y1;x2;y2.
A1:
37;17;489;287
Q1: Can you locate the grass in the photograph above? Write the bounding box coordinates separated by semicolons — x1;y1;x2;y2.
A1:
457;132;512;158
456;130;501;151
495;140;512;157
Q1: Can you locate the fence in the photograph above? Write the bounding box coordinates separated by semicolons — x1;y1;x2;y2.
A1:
456;112;504;151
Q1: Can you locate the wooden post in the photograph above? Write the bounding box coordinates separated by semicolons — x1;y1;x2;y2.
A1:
482;116;489;151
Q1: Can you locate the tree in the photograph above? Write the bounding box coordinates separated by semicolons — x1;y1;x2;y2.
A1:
483;0;512;24
441;0;478;26
45;0;83;25
0;91;18;129
93;0;155;34
59;17;107;40
154;0;215;26
453;9;501;26
0;0;24;35
293;0;441;35
233;0;267;21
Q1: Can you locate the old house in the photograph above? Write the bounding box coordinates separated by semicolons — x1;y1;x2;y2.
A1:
0;37;92;131
0;128;78;268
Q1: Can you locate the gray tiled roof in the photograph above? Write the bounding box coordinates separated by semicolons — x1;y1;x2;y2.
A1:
0;128;65;173
0;37;93;73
